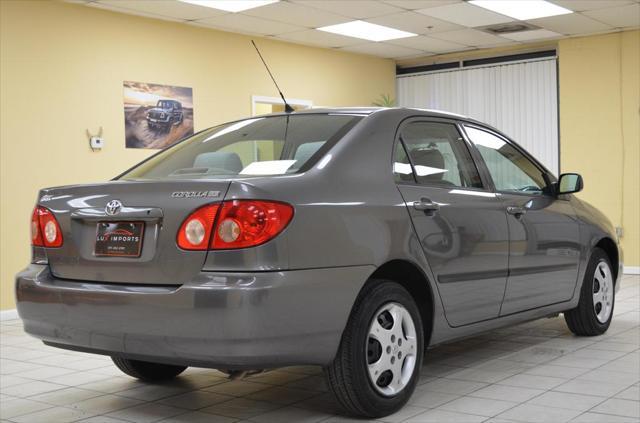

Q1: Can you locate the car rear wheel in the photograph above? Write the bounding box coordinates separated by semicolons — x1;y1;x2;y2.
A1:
111;357;187;382
564;248;615;336
325;279;424;418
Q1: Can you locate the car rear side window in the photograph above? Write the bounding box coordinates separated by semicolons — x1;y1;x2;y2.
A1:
464;126;547;195
120;114;361;180
394;122;483;189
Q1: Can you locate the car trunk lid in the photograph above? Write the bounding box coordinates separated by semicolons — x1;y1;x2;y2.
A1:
40;180;230;285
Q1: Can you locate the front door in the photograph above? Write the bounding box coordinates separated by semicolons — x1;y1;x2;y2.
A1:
462;125;581;315
394;120;510;327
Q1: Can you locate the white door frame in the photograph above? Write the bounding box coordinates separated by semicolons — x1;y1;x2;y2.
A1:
251;95;313;116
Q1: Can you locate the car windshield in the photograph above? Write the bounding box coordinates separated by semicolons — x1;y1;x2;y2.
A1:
158;101;173;108
119;114;362;180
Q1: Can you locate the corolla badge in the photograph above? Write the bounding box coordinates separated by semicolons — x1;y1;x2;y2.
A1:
105;200;123;216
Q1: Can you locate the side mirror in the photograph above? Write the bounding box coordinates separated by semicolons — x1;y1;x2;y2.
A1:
557;173;583;195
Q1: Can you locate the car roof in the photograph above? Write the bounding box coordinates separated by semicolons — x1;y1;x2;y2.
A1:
261;107;471;121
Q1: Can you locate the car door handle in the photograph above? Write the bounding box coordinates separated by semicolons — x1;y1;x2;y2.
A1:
413;198;440;214
507;206;527;217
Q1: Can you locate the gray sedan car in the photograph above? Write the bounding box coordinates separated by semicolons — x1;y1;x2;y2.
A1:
16;108;622;417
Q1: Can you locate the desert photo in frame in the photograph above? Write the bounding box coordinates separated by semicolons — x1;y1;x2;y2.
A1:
124;81;194;149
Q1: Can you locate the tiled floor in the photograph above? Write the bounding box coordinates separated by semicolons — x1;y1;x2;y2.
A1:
1;275;638;423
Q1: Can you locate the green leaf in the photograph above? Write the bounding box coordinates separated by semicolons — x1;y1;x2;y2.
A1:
372;93;395;107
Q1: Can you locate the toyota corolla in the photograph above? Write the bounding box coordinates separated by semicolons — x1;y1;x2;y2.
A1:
16;108;622;417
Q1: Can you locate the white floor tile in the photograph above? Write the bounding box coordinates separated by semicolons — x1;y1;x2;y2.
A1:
438;396;518;417
527;391;606;412
591;398;640;419
496;403;581;423
405;408;486;422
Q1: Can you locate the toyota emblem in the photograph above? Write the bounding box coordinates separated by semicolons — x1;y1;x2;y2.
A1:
105;200;123;216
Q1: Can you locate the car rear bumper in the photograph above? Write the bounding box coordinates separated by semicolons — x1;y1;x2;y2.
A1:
16;264;371;369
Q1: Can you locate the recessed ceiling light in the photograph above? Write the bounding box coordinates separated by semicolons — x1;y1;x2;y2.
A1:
317;20;416;42
178;0;279;13
468;0;572;20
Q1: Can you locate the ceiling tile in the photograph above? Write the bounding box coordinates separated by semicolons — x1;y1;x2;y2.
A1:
87;1;184;22
388;35;471;53
527;13;612;35
383;0;461;10
500;29;563;41
94;0;226;20
194;14;305;35
431;28;514;47
290;0;404;19
416;2;514;27
243;2;348;28
584;3;640;28
340;42;425;58
548;1;635;12
273;29;364;48
365;11;463;35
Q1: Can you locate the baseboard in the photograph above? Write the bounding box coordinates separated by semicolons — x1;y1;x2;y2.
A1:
624;266;640;275
0;309;19;321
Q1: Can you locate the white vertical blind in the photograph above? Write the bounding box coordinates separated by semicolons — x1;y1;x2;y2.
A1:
397;58;559;175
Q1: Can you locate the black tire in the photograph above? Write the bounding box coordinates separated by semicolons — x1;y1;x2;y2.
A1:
111;357;187;382
564;248;615;336
324;279;424;418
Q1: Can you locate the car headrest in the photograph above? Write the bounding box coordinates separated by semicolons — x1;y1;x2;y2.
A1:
293;142;324;166
193;152;243;173
412;148;445;181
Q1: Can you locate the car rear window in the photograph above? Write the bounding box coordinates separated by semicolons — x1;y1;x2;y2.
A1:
119;114;362;180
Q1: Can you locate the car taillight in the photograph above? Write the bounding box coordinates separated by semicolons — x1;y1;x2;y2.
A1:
177;204;220;250
176;200;294;251
31;206;63;248
212;200;294;250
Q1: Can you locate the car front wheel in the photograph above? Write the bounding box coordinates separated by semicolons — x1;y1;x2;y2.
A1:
325;279;424;418
564;248;615;336
111;357;187;382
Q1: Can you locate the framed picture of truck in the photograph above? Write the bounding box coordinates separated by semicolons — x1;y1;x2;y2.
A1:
123;81;194;149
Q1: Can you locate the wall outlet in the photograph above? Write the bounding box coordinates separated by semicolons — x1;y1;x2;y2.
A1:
615;226;623;239
90;136;104;150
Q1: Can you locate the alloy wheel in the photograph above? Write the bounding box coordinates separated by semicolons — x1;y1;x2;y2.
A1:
366;302;417;396
593;261;613;324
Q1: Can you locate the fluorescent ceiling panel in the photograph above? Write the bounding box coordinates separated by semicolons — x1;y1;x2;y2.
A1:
469;0;572;20
318;20;416;42
178;0;278;13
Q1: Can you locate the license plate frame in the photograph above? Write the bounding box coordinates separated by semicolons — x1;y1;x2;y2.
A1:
94;221;144;258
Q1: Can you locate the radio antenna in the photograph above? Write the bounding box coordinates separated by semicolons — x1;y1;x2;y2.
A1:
251;40;294;113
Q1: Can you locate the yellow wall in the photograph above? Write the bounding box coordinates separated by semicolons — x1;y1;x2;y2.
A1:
0;0;395;310
558;30;640;269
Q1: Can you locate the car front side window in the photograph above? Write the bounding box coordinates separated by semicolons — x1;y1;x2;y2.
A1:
395;121;483;189
464;126;547;195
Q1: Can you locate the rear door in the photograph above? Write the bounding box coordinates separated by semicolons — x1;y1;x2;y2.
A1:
394;119;510;327
462;125;581;314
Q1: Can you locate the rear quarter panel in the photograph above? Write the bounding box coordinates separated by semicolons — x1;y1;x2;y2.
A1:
202;111;448;339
